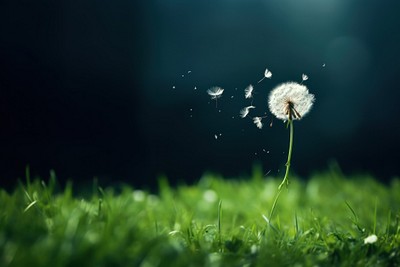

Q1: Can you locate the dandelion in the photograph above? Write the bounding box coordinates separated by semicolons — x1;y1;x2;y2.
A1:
253;117;263;129
268;81;315;222
258;68;272;83
244;84;254;99
302;73;308;82
207;86;224;107
268;82;314;121
240;106;255;118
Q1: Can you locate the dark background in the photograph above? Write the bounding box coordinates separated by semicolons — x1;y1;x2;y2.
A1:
1;0;399;190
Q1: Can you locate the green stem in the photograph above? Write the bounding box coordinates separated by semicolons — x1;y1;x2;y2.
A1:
279;119;294;190
268;119;294;221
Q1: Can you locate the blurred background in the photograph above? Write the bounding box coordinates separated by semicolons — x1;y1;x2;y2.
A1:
1;0;399;190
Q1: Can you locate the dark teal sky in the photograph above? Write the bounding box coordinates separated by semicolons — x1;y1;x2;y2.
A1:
0;0;399;189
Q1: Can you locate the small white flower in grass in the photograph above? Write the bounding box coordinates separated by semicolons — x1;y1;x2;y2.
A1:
253;117;263;129
364;234;378;244
240;106;255;118
244;84;254;99
268;82;315;121
302;73;308;82
258;68;272;83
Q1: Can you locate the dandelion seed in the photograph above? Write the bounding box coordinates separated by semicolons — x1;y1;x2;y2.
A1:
302;73;308;82
214;134;218;140
231;95;234;99
268;82;315;121
207;86;224;108
207;87;224;99
181;74;185;78
240;106;255;118
253;117;263;129
172;85;176;89
244;84;254;99
258;68;272;83
364;234;378;244
322;63;326;67
188;70;192;74
194;86;197;90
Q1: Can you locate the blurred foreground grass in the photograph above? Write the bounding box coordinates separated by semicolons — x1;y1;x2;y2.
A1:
0;167;399;267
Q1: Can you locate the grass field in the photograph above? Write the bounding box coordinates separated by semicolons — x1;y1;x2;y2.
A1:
1;166;399;266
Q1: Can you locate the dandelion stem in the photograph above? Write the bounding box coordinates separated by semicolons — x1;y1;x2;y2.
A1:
279;119;294;190
268;119;294;221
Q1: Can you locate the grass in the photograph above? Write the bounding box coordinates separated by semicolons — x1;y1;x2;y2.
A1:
0;166;399;267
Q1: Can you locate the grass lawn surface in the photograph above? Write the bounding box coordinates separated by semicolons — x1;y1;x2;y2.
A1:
1;166;399;266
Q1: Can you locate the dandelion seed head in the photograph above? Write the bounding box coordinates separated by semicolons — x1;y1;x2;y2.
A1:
245;84;254;99
207;87;224;99
240;106;255;118
253;117;263;129
268;82;315;121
